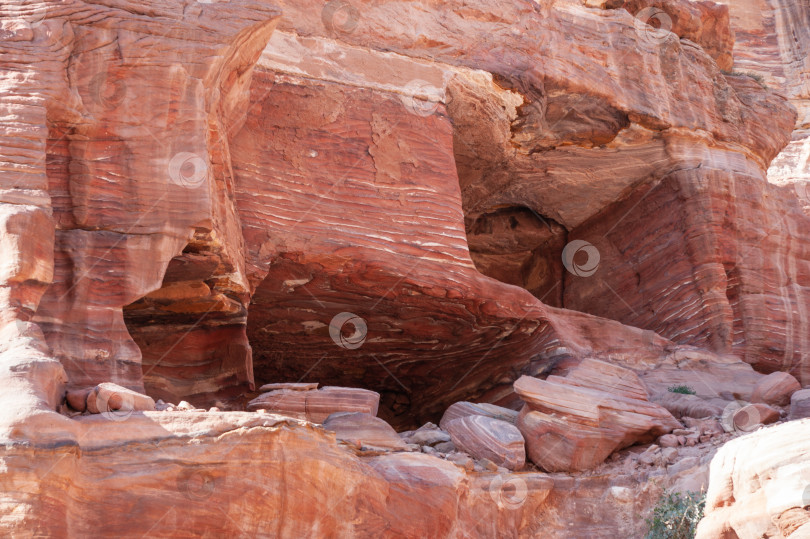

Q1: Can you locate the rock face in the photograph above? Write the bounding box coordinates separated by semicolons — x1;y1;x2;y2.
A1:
0;0;808;536
698;419;810;538
515;359;681;472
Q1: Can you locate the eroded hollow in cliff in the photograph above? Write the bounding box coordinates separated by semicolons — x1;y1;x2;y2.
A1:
123;231;253;407
464;206;566;306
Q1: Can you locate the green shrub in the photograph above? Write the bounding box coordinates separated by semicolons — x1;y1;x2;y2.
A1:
667;385;696;395
645;490;706;539
720;69;768;88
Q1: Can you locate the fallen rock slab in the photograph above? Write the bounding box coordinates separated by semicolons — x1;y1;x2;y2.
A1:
323;412;407;451
439;402;519;430
515;359;680;471
444;415;525;471
751;372;801;406
247;386;380;423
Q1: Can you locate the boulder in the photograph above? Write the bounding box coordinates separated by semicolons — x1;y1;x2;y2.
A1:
751;372;801;406
444;415;525;471
247;386;380;423
323;412;407;451
789;389;810;420
85;383;155;414
515;359;680;472
439;402;519;430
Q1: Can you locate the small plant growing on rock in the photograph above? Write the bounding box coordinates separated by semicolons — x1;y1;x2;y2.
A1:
645;489;706;539
668;385;696;395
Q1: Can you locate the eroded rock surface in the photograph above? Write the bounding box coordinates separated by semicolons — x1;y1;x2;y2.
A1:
0;0;809;537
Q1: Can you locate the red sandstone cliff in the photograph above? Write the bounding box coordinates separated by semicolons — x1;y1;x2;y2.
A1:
1;0;809;536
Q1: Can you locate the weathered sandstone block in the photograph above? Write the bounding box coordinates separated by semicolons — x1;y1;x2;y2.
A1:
323;412;407;451
751;371;801;406
445;415;526;471
247;386;380;423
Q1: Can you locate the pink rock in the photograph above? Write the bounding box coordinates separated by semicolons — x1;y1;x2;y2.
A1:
247;386;380;423
658;434;679;448
323;412;407;451
439;401;519;430
732;403;780;432
514;359;680;471
444;415;525;471
751;372;801;407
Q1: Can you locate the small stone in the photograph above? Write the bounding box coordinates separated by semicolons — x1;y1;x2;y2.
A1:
672;429;694;436
661;447;678;464
256;409;267;415
434;441;455;453
658;434;679;448
421;445;438;455
409;424;452;446
208;407;220;412
478;458;499;472
177;401;195;411
677;436;687;445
